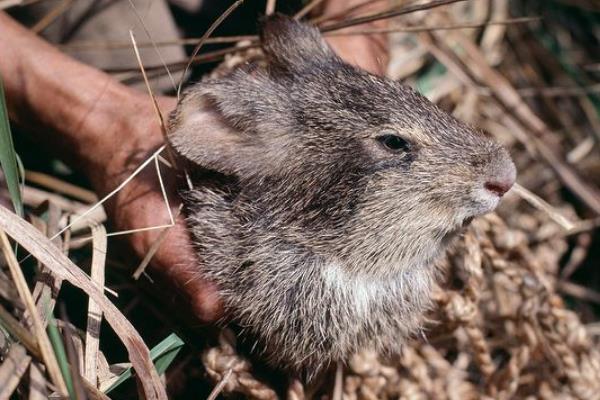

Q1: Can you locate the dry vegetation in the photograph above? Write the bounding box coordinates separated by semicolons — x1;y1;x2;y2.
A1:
1;0;600;399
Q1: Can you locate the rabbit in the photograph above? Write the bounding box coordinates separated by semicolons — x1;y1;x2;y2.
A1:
167;14;516;379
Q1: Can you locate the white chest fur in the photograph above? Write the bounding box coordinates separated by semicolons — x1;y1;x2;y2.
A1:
321;260;434;320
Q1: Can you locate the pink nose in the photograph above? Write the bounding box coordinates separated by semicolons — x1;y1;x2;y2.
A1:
484;178;514;197
482;148;516;197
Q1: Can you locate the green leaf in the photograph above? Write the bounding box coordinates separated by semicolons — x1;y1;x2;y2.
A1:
0;74;23;216
105;333;185;393
47;315;76;399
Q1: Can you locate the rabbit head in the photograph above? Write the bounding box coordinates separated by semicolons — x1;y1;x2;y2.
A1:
169;14;515;278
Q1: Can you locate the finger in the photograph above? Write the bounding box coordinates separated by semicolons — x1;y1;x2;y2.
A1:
326;35;389;75
147;214;223;323
110;166;223;323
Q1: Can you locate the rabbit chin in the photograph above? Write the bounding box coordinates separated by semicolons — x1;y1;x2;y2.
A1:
469;187;503;216
443;186;503;237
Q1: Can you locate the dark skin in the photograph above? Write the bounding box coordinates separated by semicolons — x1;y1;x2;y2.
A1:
0;1;388;323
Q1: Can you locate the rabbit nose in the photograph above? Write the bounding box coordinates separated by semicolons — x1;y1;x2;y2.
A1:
484;154;516;197
485;179;514;196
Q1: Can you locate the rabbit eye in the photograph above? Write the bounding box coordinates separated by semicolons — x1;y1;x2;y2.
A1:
376;134;410;153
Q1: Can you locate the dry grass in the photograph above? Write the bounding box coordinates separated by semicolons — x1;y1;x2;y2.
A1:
1;0;600;399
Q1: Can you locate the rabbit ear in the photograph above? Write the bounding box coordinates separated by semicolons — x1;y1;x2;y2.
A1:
168;79;291;178
260;13;338;71
168;89;249;176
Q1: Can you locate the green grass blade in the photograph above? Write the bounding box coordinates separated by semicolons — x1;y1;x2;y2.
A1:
154;345;184;375
47;315;76;399
105;333;185;393
0;74;23;216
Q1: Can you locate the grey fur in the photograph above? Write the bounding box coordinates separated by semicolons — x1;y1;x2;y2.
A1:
168;14;516;379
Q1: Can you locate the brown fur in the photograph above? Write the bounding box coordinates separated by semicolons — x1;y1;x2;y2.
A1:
168;14;516;379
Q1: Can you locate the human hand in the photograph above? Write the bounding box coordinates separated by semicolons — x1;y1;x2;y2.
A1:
321;0;389;75
0;12;222;323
